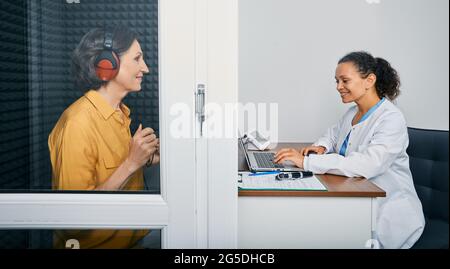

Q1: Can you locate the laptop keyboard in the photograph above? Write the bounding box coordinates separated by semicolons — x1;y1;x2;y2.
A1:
253;152;284;169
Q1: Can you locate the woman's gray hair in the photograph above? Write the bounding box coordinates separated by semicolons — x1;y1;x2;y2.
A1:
71;26;138;91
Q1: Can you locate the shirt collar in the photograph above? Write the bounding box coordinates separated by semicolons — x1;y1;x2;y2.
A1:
358;97;386;124
85;90;130;120
120;102;131;117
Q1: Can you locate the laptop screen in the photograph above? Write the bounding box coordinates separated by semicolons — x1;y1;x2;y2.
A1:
238;137;250;171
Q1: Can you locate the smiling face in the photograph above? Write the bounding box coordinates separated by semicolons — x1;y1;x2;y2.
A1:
113;39;149;92
335;62;376;103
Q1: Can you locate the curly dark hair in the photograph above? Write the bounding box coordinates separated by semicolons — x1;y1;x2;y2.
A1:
338;51;401;100
71;26;137;92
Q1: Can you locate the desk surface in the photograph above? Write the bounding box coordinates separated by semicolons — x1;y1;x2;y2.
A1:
239;143;386;198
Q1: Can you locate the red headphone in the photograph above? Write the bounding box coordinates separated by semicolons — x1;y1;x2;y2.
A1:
94;31;120;81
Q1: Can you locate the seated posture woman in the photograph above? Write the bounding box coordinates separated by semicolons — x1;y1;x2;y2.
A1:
48;26;159;248
274;51;425;249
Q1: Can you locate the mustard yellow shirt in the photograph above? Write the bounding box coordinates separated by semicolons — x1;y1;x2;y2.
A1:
48;90;148;248
49;90;144;190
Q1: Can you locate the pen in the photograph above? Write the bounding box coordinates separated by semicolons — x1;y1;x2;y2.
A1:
276;171;313;180
249;171;280;176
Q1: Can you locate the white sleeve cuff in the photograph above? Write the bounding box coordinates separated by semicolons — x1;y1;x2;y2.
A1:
303;156;310;171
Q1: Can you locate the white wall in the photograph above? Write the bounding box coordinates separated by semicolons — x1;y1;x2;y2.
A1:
239;0;449;142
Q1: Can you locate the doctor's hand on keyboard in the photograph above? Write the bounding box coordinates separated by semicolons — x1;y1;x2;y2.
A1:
274;148;305;169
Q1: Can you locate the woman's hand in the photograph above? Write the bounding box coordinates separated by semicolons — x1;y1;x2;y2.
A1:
274;148;305;169
299;145;326;156
125;124;158;173
147;139;161;167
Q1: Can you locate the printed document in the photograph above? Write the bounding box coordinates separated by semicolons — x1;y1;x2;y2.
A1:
238;172;327;191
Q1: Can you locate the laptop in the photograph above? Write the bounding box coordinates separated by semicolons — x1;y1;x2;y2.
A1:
239;137;303;173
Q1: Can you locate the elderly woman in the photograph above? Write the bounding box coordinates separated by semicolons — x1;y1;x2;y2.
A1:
48;26;159;248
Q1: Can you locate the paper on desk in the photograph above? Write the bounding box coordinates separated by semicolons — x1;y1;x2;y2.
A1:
238;172;327;191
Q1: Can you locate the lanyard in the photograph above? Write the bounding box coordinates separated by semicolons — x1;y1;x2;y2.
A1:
338;98;385;156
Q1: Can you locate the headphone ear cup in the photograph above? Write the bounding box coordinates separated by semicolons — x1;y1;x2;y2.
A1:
94;50;120;81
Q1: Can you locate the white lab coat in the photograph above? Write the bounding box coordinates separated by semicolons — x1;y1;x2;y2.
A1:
303;99;425;249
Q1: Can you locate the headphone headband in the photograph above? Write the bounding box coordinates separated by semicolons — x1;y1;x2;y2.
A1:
103;32;113;50
95;30;120;81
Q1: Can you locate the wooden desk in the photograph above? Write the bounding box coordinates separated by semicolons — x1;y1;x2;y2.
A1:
238;143;386;249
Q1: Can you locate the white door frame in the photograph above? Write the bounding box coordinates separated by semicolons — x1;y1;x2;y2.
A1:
204;0;239;248
192;0;239;249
